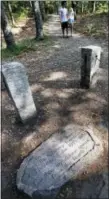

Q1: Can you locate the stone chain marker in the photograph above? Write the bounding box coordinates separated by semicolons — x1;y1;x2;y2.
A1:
17;124;103;199
80;45;102;88
2;62;37;124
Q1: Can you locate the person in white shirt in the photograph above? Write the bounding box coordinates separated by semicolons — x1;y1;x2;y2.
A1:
68;7;75;37
59;1;68;38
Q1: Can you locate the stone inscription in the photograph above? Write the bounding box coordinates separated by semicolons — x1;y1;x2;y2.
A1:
17;124;97;198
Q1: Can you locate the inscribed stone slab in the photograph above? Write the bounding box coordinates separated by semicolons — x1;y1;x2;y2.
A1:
2;62;37;123
17;124;102;199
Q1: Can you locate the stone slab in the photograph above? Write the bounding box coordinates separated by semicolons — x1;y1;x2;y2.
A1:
17;124;103;199
2;62;37;123
80;45;102;88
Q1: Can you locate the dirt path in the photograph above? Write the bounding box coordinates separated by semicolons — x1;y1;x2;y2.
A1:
1;15;108;199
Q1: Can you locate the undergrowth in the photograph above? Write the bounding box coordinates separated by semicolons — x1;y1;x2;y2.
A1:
74;12;108;38
1;35;53;59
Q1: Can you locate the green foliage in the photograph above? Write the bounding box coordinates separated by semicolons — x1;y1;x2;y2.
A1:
71;1;108;14
1;39;35;58
13;9;30;21
45;1;54;14
67;0;71;10
3;1;109;21
96;1;108;13
45;1;60;14
8;1;29;13
4;1;32;21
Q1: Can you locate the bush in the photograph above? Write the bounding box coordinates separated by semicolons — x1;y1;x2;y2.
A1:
96;2;108;13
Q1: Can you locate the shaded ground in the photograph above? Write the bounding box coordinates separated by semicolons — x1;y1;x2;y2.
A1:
1;15;108;199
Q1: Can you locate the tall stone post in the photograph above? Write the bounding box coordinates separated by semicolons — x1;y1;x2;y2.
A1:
80;45;102;88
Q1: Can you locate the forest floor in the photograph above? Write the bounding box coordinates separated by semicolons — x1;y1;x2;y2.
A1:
1;14;108;199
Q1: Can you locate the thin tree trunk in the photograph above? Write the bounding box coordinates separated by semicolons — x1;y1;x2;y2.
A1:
7;1;16;26
81;2;84;13
39;1;45;21
1;2;15;49
93;1;96;13
32;1;43;40
29;1;32;8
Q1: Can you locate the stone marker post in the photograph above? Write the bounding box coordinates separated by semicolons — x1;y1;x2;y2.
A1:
80;45;102;88
2;62;37;123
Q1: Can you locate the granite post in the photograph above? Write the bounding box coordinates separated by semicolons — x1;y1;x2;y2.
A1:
80;45;102;88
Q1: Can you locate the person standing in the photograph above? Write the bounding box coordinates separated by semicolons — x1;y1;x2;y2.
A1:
68;7;75;37
59;1;68;38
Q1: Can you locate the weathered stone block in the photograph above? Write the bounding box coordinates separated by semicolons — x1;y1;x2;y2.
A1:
80;45;102;88
2;62;37;123
17;124;103;198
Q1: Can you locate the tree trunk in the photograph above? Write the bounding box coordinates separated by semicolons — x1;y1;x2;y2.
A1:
81;2;84;13
29;1;32;8
7;2;16;26
1;2;15;49
39;1;45;21
93;1;96;13
32;1;43;40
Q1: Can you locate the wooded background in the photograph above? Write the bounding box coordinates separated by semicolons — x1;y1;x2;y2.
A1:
1;1;108;49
